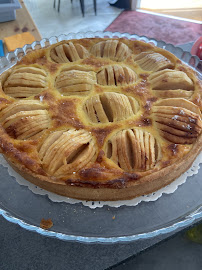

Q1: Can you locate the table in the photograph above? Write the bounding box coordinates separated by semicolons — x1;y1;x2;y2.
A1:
0;0;41;54
0;151;201;269
0;38;201;269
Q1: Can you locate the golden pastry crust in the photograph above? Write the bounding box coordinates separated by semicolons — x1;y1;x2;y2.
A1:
0;38;201;201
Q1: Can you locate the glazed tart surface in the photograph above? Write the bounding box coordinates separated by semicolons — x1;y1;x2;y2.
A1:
0;38;201;201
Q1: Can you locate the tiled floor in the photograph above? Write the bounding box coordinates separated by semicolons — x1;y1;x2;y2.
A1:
24;0;122;38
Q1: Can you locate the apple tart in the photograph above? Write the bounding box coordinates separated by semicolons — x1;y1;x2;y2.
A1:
0;38;201;201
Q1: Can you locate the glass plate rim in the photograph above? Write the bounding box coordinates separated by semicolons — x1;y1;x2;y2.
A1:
0;31;201;243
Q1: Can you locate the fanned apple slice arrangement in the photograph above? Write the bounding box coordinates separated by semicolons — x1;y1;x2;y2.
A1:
38;129;96;177
55;68;96;96
90;39;131;61
133;51;174;72
153;98;202;144
0;100;50;140
84;92;139;123
50;41;89;63
0;37;201;200
97;65;137;86
106;128;161;172
3;66;48;98
149;69;194;99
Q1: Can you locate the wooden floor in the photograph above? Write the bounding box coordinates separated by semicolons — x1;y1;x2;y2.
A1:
139;0;202;22
0;0;42;53
141;8;202;22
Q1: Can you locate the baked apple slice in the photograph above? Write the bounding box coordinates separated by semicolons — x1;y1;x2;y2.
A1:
97;65;137;86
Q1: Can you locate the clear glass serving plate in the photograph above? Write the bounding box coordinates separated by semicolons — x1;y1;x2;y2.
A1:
0;31;201;244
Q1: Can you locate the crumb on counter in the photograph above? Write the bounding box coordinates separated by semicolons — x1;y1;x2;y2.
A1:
40;218;53;229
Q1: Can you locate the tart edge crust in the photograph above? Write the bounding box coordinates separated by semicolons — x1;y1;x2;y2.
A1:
4;133;202;201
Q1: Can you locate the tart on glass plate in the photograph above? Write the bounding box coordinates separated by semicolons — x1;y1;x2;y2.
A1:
0;37;201;201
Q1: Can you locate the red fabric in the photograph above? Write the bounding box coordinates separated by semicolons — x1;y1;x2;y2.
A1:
105;11;202;45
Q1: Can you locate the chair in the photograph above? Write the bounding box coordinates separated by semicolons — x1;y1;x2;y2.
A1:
53;0;97;17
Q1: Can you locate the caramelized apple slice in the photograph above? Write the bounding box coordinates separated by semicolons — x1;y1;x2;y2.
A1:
50;42;89;63
55;69;96;96
106;128;161;171
84;92;139;123
134;51;174;72
3;66;48;98
39;129;96;176
97;65;137;86
91;40;131;61
0;100;50;139
153;98;202;144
